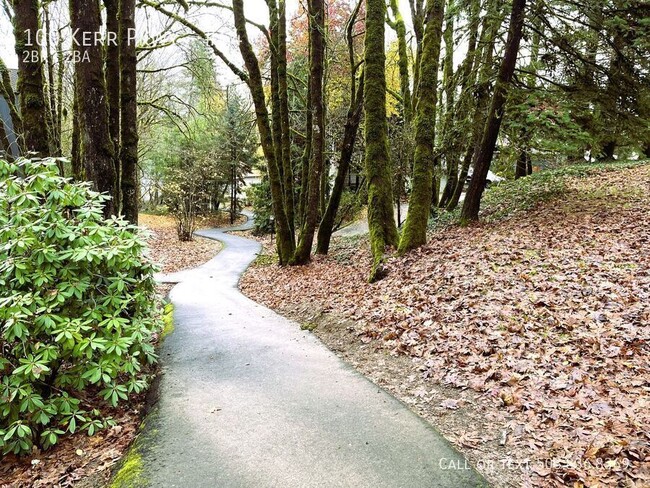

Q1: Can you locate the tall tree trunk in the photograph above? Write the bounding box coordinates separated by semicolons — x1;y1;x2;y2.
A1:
233;0;295;263
388;0;412;123
437;0;457;208
105;0;121;210
514;12;541;179
364;0;399;281
43;2;59;156
409;0;425;108
446;0;502;211
71;77;82;179
515;144;528;179
292;0;325;264
298;77;312;226
398;0;445;253
461;0;526;223
119;0;139;224
12;0;50;155
315;0;363;255
267;0;284;192
278;0;294;234
316;73;364;254
56;30;64;155
70;0;117;217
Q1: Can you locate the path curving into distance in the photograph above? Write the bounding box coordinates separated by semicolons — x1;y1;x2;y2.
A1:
132;214;487;487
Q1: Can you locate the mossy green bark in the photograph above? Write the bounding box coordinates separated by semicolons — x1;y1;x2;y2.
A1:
233;0;295;264
278;0;295;236
364;0;399;281
315;2;364;255
398;0;445;253
292;0;325;264
388;0;412;122
437;0;458;208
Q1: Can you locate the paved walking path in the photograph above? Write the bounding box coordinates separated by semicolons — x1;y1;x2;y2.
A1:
134;215;487;487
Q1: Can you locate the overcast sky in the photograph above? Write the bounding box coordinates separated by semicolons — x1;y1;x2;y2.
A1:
0;0;412;73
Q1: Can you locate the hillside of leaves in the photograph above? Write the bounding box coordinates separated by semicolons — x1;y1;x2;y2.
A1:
241;162;650;487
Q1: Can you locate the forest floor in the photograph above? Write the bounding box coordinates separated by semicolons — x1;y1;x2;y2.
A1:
240;162;650;488
0;214;227;488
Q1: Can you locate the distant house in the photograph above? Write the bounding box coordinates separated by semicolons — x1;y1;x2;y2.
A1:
0;68;20;158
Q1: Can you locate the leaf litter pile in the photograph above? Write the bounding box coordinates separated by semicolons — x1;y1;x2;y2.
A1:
1;214;224;487
140;213;223;274
241;165;650;487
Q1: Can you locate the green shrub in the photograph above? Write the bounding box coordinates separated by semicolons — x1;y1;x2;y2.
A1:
247;178;274;235
0;158;162;455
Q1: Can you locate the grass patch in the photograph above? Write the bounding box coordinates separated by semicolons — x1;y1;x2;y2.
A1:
479;160;647;222
422;160;648;231
160;302;175;339
252;252;278;267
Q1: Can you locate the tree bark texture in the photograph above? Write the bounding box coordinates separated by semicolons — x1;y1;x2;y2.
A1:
233;0;295;263
461;0;526;222
120;0;140;224
292;0;325;264
364;0;399;281
398;0;445;253
104;0;121;208
12;0;50;155
70;0;117;217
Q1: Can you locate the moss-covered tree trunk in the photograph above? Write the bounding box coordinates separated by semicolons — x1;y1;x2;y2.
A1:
278;0;294;235
104;0;121;209
437;0;458;208
11;0;50;155
55;32;64;156
316;73;364;254
409;0;425;107
364;0;399;281
298;73;312;226
70;0;117;217
461;0;526;223
316;1;363;255
388;0;412;123
398;0;445;253
292;0;325;264
120;0;139;224
233;0;295;263
267;0;284;189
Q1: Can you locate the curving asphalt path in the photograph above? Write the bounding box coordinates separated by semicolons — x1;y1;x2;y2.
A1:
134;214;487;488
